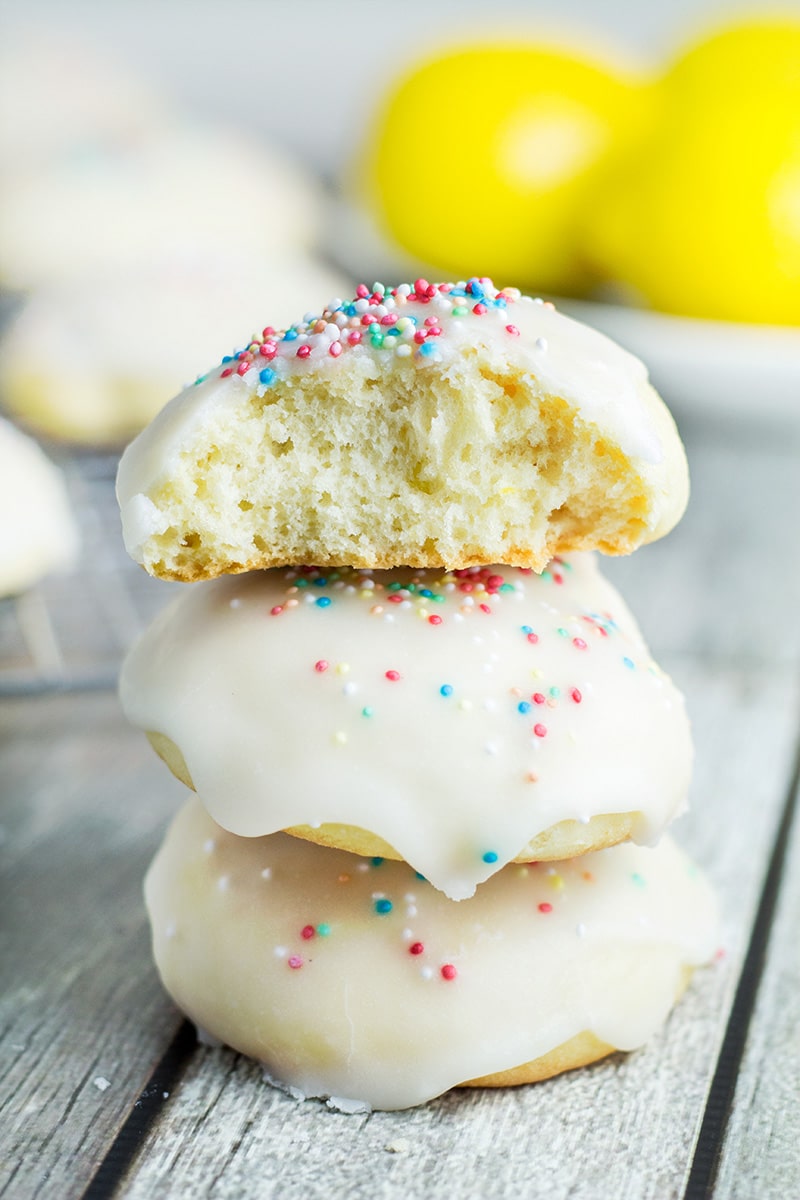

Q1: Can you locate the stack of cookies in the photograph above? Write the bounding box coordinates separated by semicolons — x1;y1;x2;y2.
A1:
118;279;718;1112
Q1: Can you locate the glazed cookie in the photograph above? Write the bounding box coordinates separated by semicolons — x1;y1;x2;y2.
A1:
0;418;79;596
145;798;719;1112
0;124;325;290
116;279;689;581
0;256;353;445
119;557;692;900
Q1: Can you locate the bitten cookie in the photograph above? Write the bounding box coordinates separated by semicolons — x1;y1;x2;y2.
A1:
119;557;692;900
145;799;719;1112
116;279;689;581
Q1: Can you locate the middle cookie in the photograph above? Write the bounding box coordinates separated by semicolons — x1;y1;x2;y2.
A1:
120;555;691;900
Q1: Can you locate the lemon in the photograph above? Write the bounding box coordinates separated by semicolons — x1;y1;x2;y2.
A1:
587;19;800;324
356;42;651;294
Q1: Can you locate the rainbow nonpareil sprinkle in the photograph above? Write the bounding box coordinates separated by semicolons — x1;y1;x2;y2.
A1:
209;278;546;387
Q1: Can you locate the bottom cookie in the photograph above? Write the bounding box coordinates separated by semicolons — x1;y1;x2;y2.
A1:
145;799;718;1111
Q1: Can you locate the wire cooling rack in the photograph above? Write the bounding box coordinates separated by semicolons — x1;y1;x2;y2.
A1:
0;448;177;695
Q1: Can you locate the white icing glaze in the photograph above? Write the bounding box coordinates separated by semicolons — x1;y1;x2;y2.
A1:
146;799;720;1111
116;280;679;561
120;555;692;899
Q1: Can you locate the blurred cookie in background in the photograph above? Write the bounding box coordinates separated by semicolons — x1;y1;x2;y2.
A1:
0;254;353;444
0;417;79;596
0;123;330;292
0;27;165;180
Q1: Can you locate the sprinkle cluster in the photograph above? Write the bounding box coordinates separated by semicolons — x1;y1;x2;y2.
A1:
206;278;546;387
254;560;652;784
224;558;662;888
266;562;529;623
239;842;652;986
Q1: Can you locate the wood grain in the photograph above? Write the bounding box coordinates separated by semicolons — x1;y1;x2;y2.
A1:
0;693;184;1199
713;768;800;1200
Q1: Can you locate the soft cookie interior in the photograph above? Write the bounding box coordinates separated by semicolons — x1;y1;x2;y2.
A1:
117;282;688;582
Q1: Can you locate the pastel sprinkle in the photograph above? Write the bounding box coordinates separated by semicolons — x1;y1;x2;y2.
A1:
301;925;315;940
409;942;425;955
623;657;635;670
482;850;499;864
538;902;553;914
287;956;303;969
374;899;393;915
317;923;331;937
314;660;329;673
440;684;453;696
316;596;332;608
533;723;547;738
385;670;401;682
440;964;458;981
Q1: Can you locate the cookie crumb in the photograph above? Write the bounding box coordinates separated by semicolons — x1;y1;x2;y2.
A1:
385;1138;410;1154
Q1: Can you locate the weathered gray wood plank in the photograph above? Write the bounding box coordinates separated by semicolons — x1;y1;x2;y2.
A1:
0;693;185;1199
714;770;800;1200
604;414;800;671
117;660;800;1200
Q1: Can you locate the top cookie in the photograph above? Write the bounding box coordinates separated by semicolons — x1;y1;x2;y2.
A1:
117;279;688;581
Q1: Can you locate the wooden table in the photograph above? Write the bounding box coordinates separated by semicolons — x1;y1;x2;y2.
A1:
2;410;798;1199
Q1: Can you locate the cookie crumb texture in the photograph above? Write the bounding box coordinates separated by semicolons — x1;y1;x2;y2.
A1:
117;281;688;581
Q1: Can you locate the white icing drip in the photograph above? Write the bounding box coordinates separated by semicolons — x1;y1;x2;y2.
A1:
146;800;719;1112
120;555;692;900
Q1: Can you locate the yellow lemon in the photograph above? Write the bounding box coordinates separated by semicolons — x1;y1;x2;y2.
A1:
356;42;651;294
587;19;800;324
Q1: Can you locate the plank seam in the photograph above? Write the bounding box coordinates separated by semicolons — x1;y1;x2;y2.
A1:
683;733;800;1200
80;1019;197;1200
